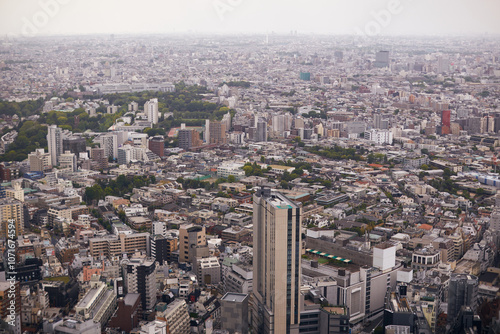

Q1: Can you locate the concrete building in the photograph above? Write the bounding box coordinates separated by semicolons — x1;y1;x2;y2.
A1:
122;256;157;311
148;135;165;157
411;247;441;271
374;51;390;68
59;151;77;172
220;293;248;334
47;125;63;166
28;148;52;172
100;134;118;159
144;98;159;125
50;318;100;334
89;232;150;258
256;119;267;142
156;299;190;334
90;147;108;170
448;274;478;325
0;198;24;238
74;276;117;328
373;242;396;271
251;188;302;334
364;129;393;145
108;293;141;333
63;137;87;156
196;257;221;286
224;262;253;295
178;224;207;263
209;120;227;145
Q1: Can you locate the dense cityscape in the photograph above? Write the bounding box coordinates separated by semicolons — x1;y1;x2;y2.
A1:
0;20;500;334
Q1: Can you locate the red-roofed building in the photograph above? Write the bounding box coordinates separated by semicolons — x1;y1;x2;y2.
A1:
418;224;433;231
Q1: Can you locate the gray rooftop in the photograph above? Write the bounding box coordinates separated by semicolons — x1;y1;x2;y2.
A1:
221;292;248;303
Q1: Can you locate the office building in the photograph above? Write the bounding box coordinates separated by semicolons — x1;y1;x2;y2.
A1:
178;224;207;263
90;147;108;170
195;257;221;286
178;126;202;150
100;134;118;159
437;56;450;74
144;98;159;125
448;274;478;325
209;120;227;145
122;256;157;311
59;151;77;172
89;232;150;257
256;119;268;142
74;276;117;328
251;188;302;334
374;51;390;68
63;137;87;156
150;234;170;265
148;135;165;157
441;110;451;135
364;129;393;145
204;119;210;143
300;72;311;81
156;299;190;334
47;125;63;166
28;148;52;172
6;180;24;202
0;198;24;238
220;293;249;334
108;294;141;333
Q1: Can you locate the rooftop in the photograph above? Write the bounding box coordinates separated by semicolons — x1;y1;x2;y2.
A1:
221;292;248;303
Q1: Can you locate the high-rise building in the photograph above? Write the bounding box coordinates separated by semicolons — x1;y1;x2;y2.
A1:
0;163;11;182
122;256;157;312
220;293;249;334
150;235;169;265
437;56;450;74
148;136;165;157
256;119;267;142
447;274;478;325
63;137;87;156
47;125;63;166
100;134;118;159
209;120;227;145
0;198;24;238
374;51;390;68
441;110;451;135
204;119;210;143
252;188;302;334
178;128;193;150
178;224;207;263
144;98;159;125
90;148;108;170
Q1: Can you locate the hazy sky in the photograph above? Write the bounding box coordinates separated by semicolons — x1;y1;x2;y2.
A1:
1;0;499;37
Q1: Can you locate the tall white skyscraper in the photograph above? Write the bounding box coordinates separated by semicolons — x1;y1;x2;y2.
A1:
252;188;302;334
204;119;210;143
47;125;63;166
144;98;159;125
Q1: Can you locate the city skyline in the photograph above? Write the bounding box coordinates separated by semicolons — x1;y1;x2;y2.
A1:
1;0;500;38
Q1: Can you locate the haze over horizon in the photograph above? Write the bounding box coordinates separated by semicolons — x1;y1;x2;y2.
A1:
1;0;499;38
